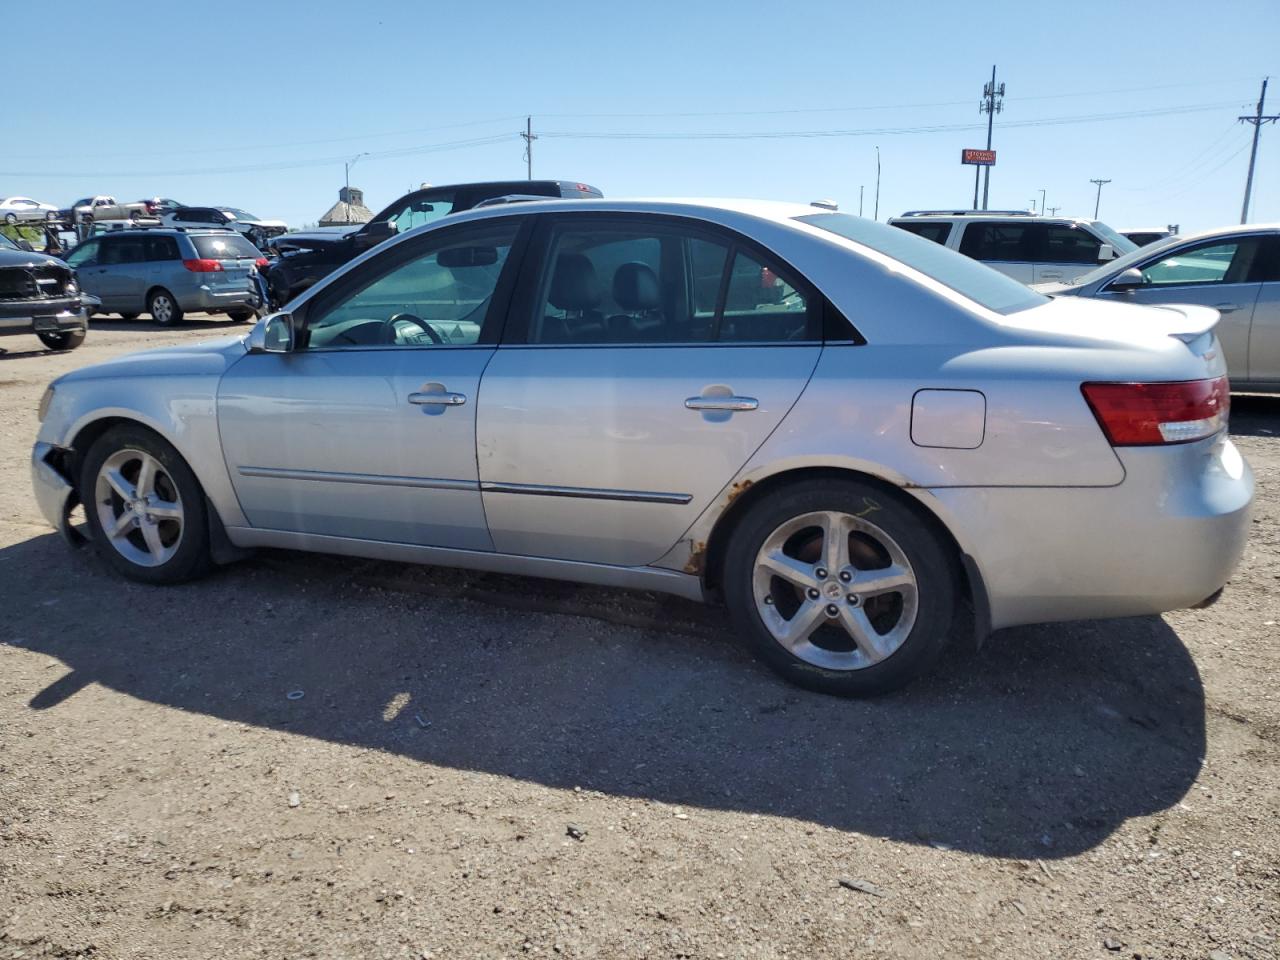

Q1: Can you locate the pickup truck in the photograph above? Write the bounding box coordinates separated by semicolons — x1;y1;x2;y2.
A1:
58;196;150;224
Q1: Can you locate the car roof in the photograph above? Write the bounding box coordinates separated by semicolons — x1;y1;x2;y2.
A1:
433;196;818;225
1166;222;1280;243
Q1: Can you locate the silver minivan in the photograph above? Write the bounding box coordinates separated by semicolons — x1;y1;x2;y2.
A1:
889;211;1139;285
63;228;262;324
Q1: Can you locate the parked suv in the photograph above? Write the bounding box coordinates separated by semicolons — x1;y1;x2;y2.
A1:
0;232;90;350
888;210;1138;284
63;229;263;325
264;179;602;305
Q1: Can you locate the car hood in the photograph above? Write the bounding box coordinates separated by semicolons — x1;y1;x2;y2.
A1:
55;335;248;385
239;218;288;229
0;248;68;269
270;225;360;250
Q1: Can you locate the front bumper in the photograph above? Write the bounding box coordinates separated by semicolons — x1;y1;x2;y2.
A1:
31;441;80;543
926;434;1254;630
0;298;88;335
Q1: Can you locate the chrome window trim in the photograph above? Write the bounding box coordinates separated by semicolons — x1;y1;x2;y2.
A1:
238;466;478;491
480;481;692;505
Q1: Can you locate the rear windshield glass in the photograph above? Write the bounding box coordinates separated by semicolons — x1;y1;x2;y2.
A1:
796;213;1046;315
192;234;261;259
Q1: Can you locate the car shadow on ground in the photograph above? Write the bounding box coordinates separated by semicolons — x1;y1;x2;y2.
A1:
3;533;1205;861
89;315;249;333
1230;393;1280;439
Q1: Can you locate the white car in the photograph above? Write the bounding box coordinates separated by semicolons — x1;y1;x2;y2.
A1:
888;210;1139;285
1;196;59;224
161;206;287;248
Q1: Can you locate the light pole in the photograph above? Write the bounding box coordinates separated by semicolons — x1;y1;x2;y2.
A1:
345;152;369;195
1039;188;1046;216
874;146;881;221
859;185;864;217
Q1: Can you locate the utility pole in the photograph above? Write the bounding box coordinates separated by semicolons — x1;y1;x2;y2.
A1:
1090;178;1111;219
858;185;864;217
874;146;881;220
1239;77;1278;223
521;116;538;180
1039;188;1046;216
1047;206;1060;216
977;65;1005;210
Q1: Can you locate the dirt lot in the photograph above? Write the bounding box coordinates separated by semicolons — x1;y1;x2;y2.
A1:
1;320;1277;959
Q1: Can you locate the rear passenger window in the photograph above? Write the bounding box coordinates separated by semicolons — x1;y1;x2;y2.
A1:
100;237;145;264
144;236;179;261
892;221;952;245
1042;225;1100;264
959;223;1033;262
525;220;814;345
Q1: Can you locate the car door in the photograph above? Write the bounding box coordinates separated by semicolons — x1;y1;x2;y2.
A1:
217;216;526;547
1239;234;1280;383
1096;235;1264;381
1034;223;1102;284
85;235;132;308
63;239;103;300
957;221;1035;283
475;213;824;566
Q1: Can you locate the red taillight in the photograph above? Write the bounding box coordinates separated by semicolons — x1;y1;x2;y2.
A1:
255;257;269;268
182;258;223;273
1081;377;1229;446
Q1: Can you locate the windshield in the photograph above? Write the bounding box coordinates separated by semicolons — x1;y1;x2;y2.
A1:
1066;232;1185;286
0;234;16;250
1088;220;1138;256
797;213;1046;314
220;208;258;221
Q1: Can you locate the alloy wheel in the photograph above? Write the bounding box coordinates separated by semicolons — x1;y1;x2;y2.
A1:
752;510;919;670
93;448;184;567
151;295;174;324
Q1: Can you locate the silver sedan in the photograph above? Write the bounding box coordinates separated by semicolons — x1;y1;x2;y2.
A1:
1034;222;1280;393
30;200;1254;695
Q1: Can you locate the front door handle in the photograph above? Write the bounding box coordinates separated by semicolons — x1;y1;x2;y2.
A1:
408;391;466;406
685;395;758;412
1039;271;1064;280
1213;303;1242;314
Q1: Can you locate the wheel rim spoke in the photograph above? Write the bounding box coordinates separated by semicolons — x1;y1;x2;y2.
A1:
855;564;913;597
775;600;827;650
108;511;134;539
135;456;157;498
821;511;849;574
758;549;818;590
836;606;893;663
103;468;133;501
147;501;182;520
139;520;165;557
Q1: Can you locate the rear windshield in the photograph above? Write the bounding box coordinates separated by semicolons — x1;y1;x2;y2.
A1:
192;234;261;260
797;213;1045;315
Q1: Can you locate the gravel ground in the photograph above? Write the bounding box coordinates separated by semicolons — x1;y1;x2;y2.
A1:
1;320;1277;959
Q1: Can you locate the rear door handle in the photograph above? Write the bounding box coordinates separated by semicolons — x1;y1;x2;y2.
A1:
685;396;758;412
1039;271;1064;280
408;391;466;406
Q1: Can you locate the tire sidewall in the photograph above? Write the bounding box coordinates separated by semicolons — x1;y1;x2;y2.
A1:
79;425;210;584
148;289;182;325
723;479;956;697
37;329;85;350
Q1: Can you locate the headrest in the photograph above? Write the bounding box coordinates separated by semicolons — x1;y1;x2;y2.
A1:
612;261;660;312
548;253;602;311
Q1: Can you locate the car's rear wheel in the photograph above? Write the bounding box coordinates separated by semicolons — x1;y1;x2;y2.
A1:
227;309;255;323
723;479;956;697
80;425;211;584
119;312;140;321
147;288;183;325
37;329;86;351
3;213;16;224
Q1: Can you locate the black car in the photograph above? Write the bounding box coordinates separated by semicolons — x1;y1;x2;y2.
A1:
0;233;91;350
264;179;602;306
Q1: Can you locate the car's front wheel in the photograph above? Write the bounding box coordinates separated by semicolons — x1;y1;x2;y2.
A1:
147;288;183;325
37;329;86;351
723;478;956;697
3;213;16;224
80;425;211;584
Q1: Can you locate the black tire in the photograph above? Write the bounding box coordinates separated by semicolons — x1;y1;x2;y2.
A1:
119;312;140;321
722;478;957;697
147;288;183;325
79;424;212;584
3;213;16;225
37;329;86;351
227;309;255;323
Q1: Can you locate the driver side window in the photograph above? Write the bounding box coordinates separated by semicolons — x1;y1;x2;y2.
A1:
304;221;520;350
65;240;99;267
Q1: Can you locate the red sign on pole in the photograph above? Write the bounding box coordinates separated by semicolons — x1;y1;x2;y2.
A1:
962;148;997;166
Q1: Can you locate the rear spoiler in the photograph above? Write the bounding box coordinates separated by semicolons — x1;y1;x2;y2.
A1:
1147;303;1220;343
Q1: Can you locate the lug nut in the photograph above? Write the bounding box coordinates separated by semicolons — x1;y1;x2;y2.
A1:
807;588;820;600
847;594;861;607
825;604;839;617
815;567;828;580
763;595;774;605
839;570;852;583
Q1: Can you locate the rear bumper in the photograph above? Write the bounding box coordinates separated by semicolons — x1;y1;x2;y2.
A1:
926;434;1253;630
184;285;258;313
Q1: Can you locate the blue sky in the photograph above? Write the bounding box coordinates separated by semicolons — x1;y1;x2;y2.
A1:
5;0;1278;233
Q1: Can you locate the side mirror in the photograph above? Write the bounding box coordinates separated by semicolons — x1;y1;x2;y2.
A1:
1107;268;1146;292
359;220;396;246
1097;243;1116;263
247;312;295;354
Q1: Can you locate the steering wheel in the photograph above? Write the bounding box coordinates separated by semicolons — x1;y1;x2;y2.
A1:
383;312;443;345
